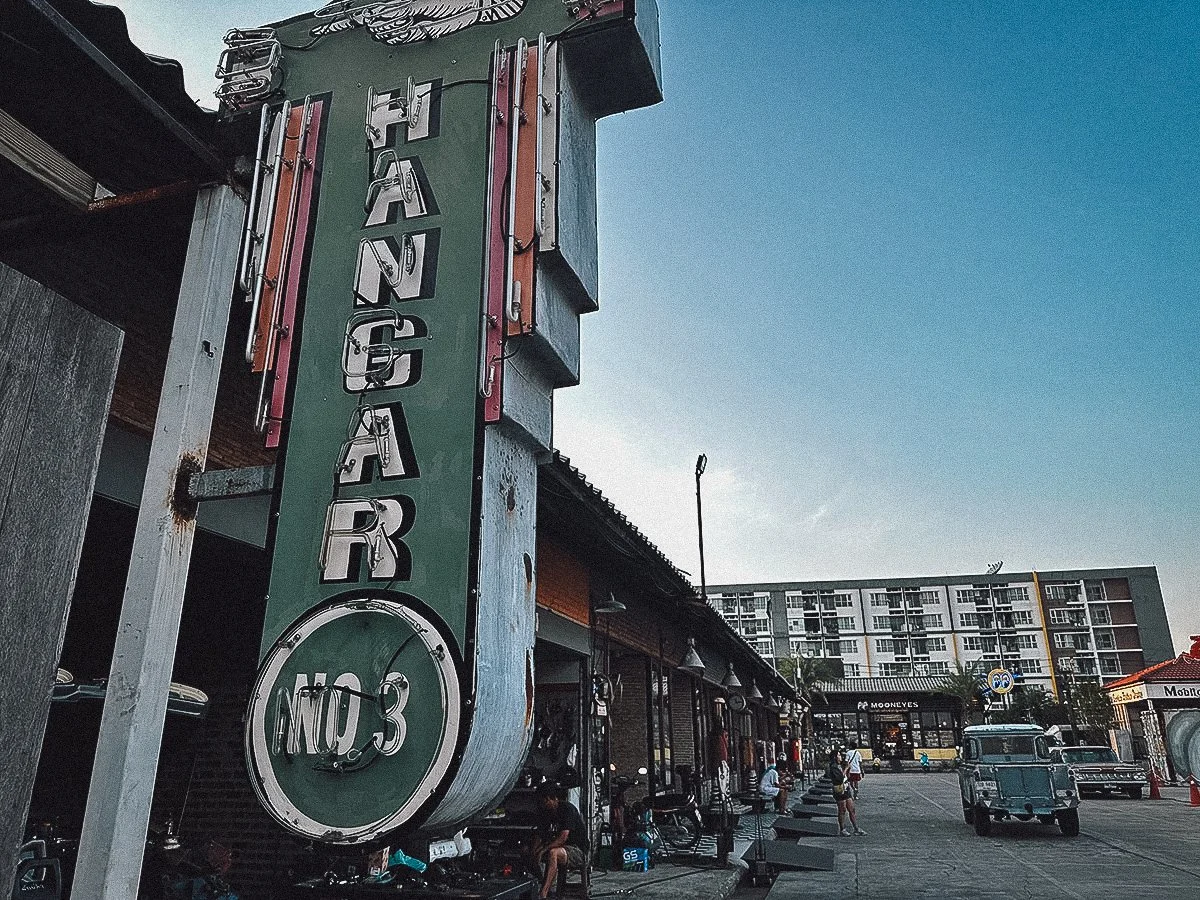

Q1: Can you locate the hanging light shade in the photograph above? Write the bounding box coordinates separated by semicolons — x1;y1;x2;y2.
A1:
594;591;626;614
748;678;764;701
722;662;742;690
679;638;706;677
765;693;779;711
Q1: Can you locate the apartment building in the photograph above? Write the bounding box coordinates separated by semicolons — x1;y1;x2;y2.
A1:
709;567;1173;699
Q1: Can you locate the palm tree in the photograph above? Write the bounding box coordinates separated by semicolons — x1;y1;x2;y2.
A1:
779;654;834;739
936;661;985;727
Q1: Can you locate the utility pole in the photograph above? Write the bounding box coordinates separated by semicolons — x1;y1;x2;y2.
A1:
695;454;707;604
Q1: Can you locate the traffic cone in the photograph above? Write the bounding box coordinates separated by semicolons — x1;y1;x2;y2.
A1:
1190;777;1200;807
1149;771;1162;801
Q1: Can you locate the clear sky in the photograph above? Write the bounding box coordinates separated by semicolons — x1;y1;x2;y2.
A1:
116;1;1198;653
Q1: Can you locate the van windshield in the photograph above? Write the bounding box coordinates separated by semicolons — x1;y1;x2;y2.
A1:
978;735;1049;760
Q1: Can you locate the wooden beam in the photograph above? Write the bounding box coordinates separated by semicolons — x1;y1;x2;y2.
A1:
0;265;122;900
71;184;245;900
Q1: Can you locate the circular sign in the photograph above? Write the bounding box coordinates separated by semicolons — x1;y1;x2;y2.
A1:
728;693;748;712
987;668;1015;695
245;594;461;843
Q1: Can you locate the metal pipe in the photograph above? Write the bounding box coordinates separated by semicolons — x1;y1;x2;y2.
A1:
505;39;526;323
244;101;290;365
235;103;271;295
255;97;313;432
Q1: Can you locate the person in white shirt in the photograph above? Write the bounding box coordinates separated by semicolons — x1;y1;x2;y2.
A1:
845;746;864;799
760;759;780;805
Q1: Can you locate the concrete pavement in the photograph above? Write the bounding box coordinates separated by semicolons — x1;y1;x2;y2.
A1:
762;773;1200;899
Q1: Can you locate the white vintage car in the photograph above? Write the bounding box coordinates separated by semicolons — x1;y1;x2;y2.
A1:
1050;745;1149;799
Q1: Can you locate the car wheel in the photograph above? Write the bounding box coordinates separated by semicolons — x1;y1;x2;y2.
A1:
1126;787;1142;800
963;806;975;825
1058;808;1080;837
973;806;991;837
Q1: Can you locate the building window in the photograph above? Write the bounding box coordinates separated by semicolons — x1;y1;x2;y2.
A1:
912;661;949;676
1091;606;1112;625
881;662;911;676
1099;656;1121;675
836;616;856;630
1049;608;1086;626
1017;659;1043;674
1054;632;1091;651
963;636;997;653
1044;583;1082;603
839;640;859;656
788;620;802;634
1095;630;1116;651
786;595;804;609
835;594;855;608
842;663;861;677
960;613;978;628
1086;581;1107;604
876;639;895;654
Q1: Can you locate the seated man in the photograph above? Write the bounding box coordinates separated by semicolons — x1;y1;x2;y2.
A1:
531;782;587;899
760;758;783;811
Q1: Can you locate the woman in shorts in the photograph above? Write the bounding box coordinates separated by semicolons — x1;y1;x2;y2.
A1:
827;749;866;836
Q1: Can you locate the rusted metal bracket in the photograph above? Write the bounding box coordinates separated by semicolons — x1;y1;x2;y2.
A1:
187;464;276;501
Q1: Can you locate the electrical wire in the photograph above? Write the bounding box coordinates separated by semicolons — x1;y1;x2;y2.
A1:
587;864;720;898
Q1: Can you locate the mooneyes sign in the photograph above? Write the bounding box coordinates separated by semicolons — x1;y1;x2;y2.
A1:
223;0;661;843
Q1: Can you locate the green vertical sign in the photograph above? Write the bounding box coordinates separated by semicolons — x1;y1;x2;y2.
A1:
232;0;662;843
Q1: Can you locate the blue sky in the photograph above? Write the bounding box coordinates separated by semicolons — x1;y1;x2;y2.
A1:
116;1;1199;652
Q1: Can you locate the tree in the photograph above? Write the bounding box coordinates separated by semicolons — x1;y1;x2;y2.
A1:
1072;679;1116;739
989;685;1070;728
777;655;839;738
936;661;986;725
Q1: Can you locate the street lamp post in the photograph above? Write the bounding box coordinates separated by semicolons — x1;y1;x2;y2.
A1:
695;454;707;604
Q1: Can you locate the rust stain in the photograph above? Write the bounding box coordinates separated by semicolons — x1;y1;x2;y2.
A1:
87;180;196;214
171;452;205;526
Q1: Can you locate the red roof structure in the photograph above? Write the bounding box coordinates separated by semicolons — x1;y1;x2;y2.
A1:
1106;638;1200;691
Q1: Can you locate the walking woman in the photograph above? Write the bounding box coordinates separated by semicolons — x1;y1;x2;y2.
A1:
828;749;866;836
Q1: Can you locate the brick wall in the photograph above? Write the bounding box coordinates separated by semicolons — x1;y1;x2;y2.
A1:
608;653;648;801
669;671;696;772
165;673;313;900
537;537;591;626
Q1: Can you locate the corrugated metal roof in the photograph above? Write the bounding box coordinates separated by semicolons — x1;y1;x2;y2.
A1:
820;676;949;694
542;452;796;700
548;451;698;595
1105;653;1200;690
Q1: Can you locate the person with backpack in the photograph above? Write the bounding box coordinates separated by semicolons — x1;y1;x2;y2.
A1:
845;745;864;799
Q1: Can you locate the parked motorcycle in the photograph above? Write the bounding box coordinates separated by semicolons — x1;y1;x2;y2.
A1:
645;765;704;852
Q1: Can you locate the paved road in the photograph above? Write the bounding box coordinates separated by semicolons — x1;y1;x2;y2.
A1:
763;773;1200;899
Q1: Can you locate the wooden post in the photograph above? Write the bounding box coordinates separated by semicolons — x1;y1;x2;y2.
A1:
72;183;245;900
0;265;123;900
